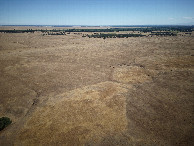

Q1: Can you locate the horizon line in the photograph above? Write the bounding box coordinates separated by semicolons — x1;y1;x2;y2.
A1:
1;24;194;27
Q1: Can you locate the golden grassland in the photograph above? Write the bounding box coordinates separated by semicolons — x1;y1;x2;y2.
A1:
0;27;194;145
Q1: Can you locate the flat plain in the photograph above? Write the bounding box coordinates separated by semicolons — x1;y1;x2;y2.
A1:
0;27;194;145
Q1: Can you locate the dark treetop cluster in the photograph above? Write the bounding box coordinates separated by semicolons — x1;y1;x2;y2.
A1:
0;26;193;34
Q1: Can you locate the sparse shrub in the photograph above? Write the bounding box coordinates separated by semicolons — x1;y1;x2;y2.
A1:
0;117;12;131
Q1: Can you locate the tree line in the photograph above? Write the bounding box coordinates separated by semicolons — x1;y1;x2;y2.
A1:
84;33;145;39
0;26;193;34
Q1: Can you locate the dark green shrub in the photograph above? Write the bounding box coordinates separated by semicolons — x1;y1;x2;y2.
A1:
0;117;12;131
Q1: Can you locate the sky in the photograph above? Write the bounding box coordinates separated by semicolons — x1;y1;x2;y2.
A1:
0;0;194;25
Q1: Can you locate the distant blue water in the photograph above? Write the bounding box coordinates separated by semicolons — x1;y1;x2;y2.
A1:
1;25;194;27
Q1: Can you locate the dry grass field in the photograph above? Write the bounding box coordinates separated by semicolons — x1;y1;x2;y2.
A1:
0;27;194;145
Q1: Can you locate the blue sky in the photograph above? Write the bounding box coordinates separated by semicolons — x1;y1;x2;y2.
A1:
0;0;194;25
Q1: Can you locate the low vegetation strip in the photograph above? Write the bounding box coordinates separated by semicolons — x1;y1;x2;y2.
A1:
149;32;177;36
84;33;145;38
0;26;193;33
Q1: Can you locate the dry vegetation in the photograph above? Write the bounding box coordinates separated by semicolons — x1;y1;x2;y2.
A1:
0;26;194;145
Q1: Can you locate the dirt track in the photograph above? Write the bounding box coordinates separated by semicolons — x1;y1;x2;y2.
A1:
0;28;194;145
